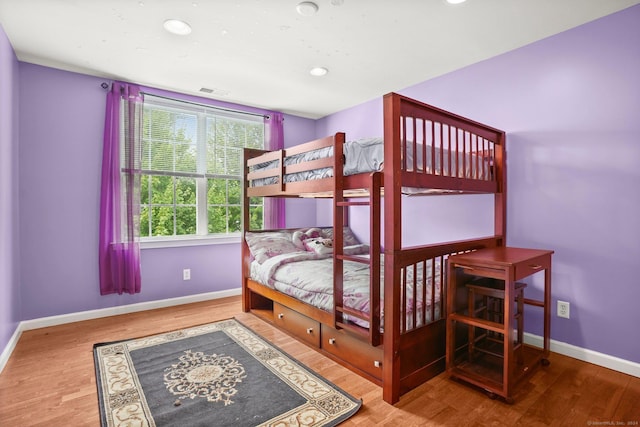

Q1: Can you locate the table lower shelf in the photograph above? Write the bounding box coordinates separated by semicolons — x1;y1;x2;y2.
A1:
448;344;547;401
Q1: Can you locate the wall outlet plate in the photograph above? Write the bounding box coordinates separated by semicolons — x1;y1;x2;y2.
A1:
557;300;570;319
183;269;191;281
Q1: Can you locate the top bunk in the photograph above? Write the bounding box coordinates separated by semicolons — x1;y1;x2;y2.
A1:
244;92;505;198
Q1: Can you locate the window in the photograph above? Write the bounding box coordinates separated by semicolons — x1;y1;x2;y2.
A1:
139;95;265;241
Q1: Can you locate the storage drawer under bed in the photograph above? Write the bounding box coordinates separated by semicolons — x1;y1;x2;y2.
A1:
273;302;321;348
320;324;383;381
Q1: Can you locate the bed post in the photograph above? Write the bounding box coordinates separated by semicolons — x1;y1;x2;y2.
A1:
494;131;507;246
242;148;270;312
382;93;403;404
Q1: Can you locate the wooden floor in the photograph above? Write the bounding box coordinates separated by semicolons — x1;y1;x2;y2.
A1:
1;296;638;426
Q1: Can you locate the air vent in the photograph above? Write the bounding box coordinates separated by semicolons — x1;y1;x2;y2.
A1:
199;87;230;96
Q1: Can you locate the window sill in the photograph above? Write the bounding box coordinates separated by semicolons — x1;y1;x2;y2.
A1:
140;234;241;249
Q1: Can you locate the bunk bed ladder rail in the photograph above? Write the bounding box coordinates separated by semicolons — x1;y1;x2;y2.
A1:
333;171;383;347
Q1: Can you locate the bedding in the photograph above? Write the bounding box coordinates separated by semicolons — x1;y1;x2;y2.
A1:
246;227;363;262
246;226;442;329
250;251;442;330
252;137;383;180
250;137;491;188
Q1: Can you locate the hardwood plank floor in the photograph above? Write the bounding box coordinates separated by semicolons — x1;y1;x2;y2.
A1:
1;296;638;426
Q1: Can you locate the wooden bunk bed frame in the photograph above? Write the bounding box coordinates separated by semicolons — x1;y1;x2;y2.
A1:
241;92;506;404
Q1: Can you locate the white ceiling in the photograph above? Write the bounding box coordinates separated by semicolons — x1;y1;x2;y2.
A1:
1;0;638;119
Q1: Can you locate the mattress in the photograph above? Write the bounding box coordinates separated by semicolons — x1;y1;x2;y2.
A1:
250;251;442;330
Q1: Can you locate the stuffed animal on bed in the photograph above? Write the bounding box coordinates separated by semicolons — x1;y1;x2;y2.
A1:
292;227;334;255
291;227;322;250
303;237;333;255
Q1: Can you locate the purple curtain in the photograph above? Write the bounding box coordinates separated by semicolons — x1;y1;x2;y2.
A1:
264;112;285;229
99;82;143;295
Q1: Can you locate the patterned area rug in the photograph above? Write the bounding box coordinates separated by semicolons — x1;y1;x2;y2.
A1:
93;319;361;427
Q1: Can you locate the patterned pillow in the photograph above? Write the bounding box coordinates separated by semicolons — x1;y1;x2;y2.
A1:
245;231;300;264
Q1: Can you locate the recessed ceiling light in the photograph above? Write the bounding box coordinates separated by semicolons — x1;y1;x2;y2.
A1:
310;67;328;77
296;2;319;16
163;19;192;35
446;0;467;4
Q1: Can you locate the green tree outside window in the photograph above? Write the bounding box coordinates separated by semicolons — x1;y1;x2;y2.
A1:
138;96;264;238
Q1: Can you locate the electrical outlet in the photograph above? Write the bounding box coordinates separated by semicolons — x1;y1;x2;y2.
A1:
183;269;191;281
557;300;570;319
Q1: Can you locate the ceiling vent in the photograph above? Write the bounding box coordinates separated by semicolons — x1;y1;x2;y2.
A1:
199;87;230;96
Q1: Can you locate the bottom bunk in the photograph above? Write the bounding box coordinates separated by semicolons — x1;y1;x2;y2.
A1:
242;231;501;403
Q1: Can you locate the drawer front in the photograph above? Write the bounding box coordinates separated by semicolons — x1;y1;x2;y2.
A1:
514;255;550;280
320;324;383;380
273;303;320;348
454;263;506;280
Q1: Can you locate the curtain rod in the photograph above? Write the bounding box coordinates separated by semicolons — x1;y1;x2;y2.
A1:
140;91;270;119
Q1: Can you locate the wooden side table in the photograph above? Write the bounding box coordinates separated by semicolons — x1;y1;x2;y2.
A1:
446;246;554;402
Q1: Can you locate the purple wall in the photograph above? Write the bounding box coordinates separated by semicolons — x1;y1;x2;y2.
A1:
17;64;316;320
0;25;20;356
318;6;640;363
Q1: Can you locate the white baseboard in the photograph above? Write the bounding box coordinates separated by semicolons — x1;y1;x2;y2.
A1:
3;297;638;380
0;288;241;374
0;324;23;376
524;332;640;378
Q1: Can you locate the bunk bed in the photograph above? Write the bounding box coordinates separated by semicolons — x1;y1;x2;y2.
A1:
241;92;506;404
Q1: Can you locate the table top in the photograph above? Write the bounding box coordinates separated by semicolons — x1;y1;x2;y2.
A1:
449;246;554;266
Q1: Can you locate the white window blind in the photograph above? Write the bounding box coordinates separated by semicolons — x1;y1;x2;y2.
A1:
139;94;265;239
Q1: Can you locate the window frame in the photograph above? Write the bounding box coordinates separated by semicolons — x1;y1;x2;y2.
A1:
138;94;266;247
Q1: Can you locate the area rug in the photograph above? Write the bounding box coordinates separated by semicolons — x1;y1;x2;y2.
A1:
93;318;362;427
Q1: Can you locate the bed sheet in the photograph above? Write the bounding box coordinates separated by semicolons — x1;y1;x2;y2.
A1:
250;251;442;330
